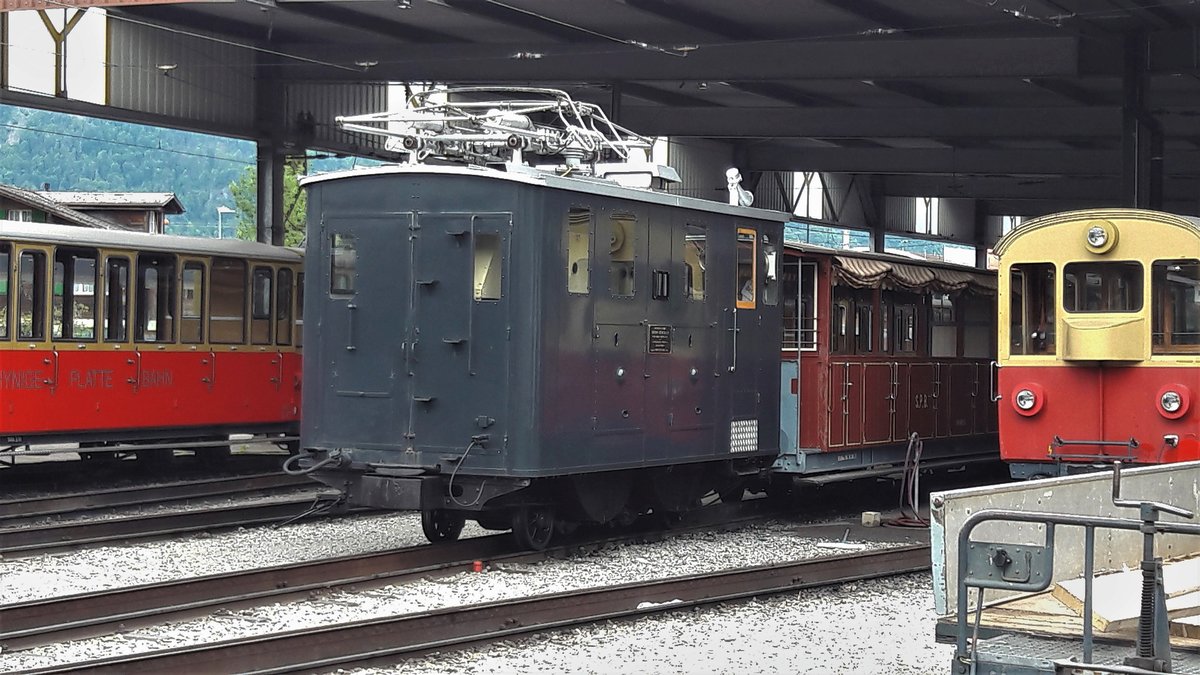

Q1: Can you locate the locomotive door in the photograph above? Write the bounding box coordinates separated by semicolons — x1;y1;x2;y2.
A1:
726;228;762;422
310;215;410;446
409;213;511;454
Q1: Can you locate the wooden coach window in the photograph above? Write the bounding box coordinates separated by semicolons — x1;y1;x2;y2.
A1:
209;258;246;344
103;256;130;342
565;208;590;294
684;224;706;301
53;248;97;341
1152;259;1200;354
136;254;176;343
276;268;293;346
17;250;45;341
0;243;8;340
180;262;205;344
250;266;273;345
832;290;852;355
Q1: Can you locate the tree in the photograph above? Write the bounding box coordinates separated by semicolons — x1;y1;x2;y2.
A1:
228;158;308;247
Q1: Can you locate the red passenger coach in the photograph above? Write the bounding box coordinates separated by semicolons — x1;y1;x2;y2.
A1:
773;244;999;484
0;221;303;464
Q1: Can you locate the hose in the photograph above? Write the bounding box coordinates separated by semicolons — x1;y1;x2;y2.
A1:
282;450;342;475
885;432;928;528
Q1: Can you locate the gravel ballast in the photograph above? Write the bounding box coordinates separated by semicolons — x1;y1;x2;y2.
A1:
0;511;951;674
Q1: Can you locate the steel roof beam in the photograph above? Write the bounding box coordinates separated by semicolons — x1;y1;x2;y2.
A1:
283;36;1085;81
273;3;462;43
726;82;851;108
860;80;967;106
432;0;595;41
617;0;768;40
617;82;719;108
882;174;1199;201
811;0;921;33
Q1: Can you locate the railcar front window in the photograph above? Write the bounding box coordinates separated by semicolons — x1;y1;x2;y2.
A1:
685;224;706;301
609;214;636;298
251;266;273;344
18;250;45;340
565;208;590;295
736;229;755;308
1010;263;1056;355
136;254;176;343
210;258;246;344
53;249;97;341
473;233;502;301
0;244;9;340
1063;261;1143;313
1152;259;1200;354
330;234;356;295
103;256;129;342
276;268;293;346
181;263;205;344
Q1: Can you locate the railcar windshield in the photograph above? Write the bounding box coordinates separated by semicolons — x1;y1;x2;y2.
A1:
1009;263;1055;355
1063;261;1143;313
1153;259;1200;354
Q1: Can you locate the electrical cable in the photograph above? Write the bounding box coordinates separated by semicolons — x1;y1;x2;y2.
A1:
447;439;486;508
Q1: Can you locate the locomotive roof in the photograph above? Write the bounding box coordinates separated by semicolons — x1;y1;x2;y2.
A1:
0;220;303;263
300;163;790;224
993;208;1200;257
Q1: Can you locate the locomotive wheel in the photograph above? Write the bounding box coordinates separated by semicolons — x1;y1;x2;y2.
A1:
511;504;555;550
421;509;466;543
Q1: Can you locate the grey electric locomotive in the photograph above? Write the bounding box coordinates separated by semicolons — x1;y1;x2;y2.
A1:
293;88;789;549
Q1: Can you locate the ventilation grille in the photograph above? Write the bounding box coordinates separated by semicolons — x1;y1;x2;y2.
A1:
730;419;758;453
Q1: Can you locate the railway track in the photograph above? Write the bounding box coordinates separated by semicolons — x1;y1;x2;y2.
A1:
0;473;309;522
0;493;353;557
0;501;783;650
14;543;931;674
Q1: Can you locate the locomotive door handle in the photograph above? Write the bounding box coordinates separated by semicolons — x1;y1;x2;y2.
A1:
727;308;739;373
989;360;1001;402
345;303;358;352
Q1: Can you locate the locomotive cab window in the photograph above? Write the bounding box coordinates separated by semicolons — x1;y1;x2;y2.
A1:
1152;259;1200;354
53;248;97;341
0;243;9;340
210;257;246;344
684;224;706;301
473;232;502;301
103;256;130;342
136;254;176;343
609;214;636;298
17;250;46;341
251;266;273;344
736;229;755;308
564;208;590;294
1010;263;1056;355
180;262;205;344
762;234;779;306
1064;261;1143;313
330;234;356;295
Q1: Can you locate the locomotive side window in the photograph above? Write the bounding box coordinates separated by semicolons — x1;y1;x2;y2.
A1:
1152;259;1200;354
103;256;130;342
473;233;502;301
761;234;778;306
17;250;45;341
52;249;97;341
1010;263;1055;355
0;243;8;340
180;262;205;344
565;208;590;294
210;257;246;344
330;234;356;295
276;268;293;346
609;214;636;298
684;224;705;301
136;254;176;343
251;266;273;344
736;229;755;308
1063;261;1143;313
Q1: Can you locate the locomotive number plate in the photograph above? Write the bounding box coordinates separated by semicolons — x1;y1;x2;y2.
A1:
647;325;672;354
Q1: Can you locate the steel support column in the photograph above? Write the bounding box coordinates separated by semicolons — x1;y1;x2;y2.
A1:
1122;35;1163;210
255;143;285;246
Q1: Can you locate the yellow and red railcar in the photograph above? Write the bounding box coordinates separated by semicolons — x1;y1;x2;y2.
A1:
996;209;1200;478
0;220;303;464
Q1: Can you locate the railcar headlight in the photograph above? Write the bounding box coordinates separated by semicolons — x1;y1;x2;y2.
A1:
1086;226;1108;248
1084;219;1118;253
1161;391;1182;413
1015;389;1037;411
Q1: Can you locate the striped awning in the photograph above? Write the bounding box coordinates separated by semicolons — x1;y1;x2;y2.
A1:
833;256;996;294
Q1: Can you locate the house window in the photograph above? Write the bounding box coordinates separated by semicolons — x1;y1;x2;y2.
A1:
7;209;32;222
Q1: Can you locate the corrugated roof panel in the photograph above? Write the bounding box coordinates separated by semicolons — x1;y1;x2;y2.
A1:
285;82;388;152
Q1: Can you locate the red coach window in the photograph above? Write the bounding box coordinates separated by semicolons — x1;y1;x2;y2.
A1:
210;258;246;344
